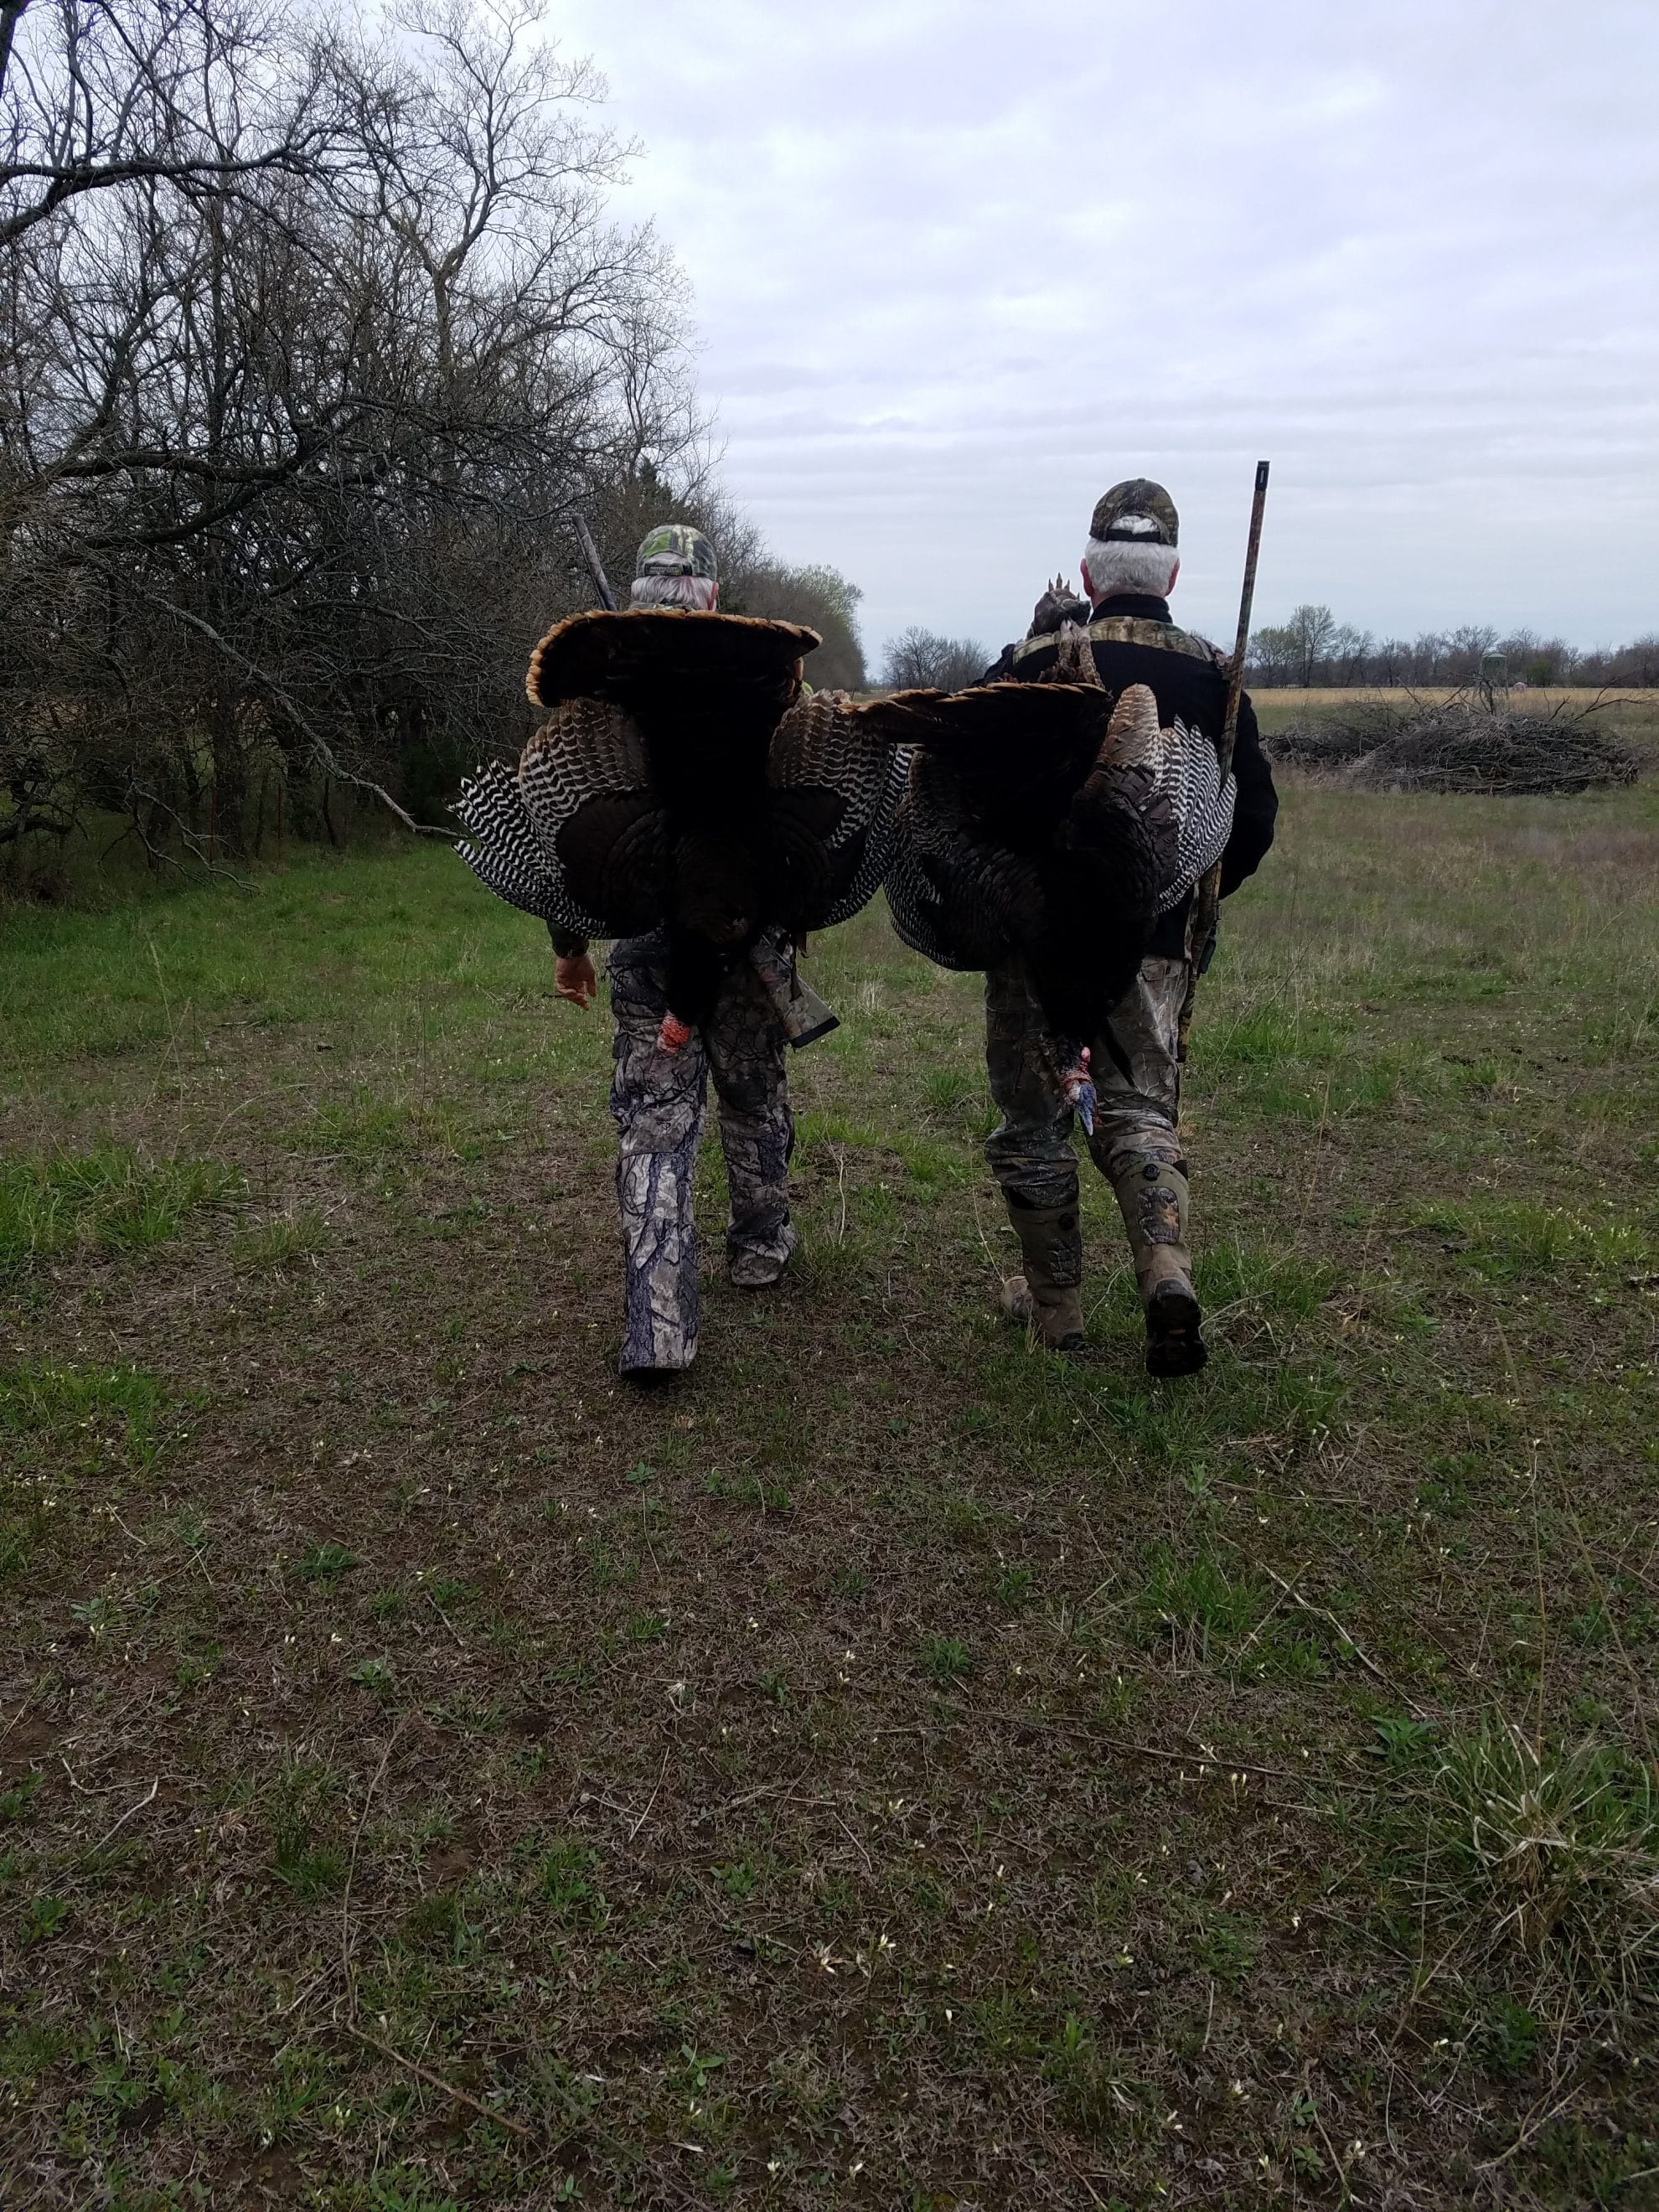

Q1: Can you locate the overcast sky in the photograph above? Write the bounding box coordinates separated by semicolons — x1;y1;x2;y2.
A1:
558;0;1657;664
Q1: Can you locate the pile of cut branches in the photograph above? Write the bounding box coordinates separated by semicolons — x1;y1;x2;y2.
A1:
1265;697;1640;794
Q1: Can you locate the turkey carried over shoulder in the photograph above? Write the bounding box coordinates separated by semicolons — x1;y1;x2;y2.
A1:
453;608;934;1031
885;674;1234;1052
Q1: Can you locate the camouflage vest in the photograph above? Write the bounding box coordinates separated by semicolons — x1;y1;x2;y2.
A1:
1010;614;1219;671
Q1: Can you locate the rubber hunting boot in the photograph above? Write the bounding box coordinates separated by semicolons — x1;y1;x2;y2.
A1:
999;1197;1087;1354
1109;1152;1207;1378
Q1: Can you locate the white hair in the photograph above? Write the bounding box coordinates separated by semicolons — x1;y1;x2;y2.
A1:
630;573;718;610
1081;537;1180;602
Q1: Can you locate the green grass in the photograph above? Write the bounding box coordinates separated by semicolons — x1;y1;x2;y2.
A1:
0;1145;242;1279
0;1359;175;1471
1426;1723;1658;1956
2;787;1656;2208
230;1206;331;1267
1405;1195;1651;1282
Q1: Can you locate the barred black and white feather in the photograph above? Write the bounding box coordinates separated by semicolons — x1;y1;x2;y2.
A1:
453;762;605;938
1152;715;1234;912
1034;628;1234;906
820;742;913;927
765;688;917;931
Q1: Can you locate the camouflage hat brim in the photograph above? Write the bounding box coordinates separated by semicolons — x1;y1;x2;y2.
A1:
1089;478;1178;549
635;523;719;581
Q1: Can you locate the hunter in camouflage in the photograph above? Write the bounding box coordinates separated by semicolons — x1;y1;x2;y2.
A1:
981;478;1279;1376
541;523;803;1379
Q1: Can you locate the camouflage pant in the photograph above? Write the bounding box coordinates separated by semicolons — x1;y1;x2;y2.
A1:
609;934;797;1373
984;954;1191;1224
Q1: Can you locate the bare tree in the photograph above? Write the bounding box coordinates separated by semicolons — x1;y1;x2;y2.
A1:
1284;604;1336;689
881;626;987;692
1;0;717;866
1244;623;1297;687
1245;611;1650;692
1444;623;1500;685
1610;634;1659;687
0;0;341;247
1328;623;1373;687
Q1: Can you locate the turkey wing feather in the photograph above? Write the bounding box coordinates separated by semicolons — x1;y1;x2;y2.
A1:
453;762;608;937
503;695;674;938
763;688;929;930
1152;713;1235;911
518;697;649;846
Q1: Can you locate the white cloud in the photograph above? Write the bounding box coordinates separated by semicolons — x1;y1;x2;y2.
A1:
558;0;1659;658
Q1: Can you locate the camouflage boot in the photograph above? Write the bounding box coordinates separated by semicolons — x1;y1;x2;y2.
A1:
1109;1152;1207;1378
999;1196;1087;1354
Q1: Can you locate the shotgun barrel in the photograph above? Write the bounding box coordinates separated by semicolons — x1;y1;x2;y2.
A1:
1178;461;1270;1056
572;512;618;612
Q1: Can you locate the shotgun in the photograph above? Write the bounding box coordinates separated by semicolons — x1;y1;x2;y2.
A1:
747;936;840;1050
1178;460;1270;1055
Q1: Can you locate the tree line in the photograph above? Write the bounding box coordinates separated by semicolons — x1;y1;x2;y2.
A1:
1245;607;1659;690
879;605;1659;701
0;0;864;876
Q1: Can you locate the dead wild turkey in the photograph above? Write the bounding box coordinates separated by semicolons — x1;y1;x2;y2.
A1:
886;671;1235;1074
454;608;930;1033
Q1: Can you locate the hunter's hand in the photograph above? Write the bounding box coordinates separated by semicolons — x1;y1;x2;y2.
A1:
555;953;598;1009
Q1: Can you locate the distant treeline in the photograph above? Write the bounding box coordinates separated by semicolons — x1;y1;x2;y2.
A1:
1246;607;1659;690
0;0;864;881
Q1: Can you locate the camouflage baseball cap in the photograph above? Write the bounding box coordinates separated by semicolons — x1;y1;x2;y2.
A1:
1089;479;1178;548
634;522;719;581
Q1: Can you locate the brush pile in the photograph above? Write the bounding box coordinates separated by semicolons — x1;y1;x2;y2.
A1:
1265;699;1640;794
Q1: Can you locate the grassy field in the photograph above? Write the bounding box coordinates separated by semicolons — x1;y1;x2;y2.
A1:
2;776;1656;2210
